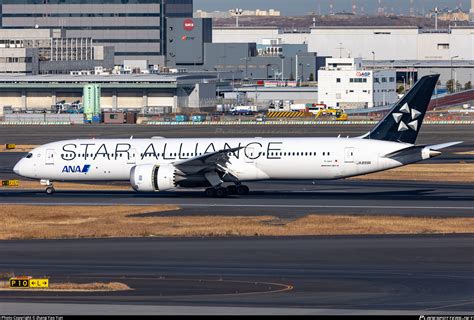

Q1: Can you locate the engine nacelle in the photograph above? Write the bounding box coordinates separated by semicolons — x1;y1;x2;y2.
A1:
130;164;176;192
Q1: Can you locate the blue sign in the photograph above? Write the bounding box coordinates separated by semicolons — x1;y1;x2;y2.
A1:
62;165;91;173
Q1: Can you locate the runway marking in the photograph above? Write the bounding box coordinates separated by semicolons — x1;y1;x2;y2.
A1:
423;300;474;311
5;274;293;298
0;202;473;211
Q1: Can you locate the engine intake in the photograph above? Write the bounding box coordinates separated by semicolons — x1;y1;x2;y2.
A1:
130;164;176;192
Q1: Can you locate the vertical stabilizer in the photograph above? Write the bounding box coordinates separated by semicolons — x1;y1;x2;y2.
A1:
363;74;439;144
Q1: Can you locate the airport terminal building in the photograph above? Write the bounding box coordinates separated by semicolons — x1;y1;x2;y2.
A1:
0;0;193;65
0;73;221;116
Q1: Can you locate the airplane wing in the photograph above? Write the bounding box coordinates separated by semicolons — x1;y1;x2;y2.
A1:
172;146;243;179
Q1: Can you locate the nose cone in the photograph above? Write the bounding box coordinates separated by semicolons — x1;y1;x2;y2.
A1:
13;160;22;176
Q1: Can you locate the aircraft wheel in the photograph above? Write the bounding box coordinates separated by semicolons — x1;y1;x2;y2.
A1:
45;186;55;195
227;185;237;195
205;188;216;197
215;187;229;198
236;185;249;195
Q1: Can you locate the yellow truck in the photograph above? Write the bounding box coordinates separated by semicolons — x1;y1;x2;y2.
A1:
314;108;348;121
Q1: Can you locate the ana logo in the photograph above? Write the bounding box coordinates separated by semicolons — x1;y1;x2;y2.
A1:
183;19;195;31
62;164;91;173
356;71;371;77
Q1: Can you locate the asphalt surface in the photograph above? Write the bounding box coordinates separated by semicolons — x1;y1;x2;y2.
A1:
0;235;473;314
0;124;473;314
0;124;472;147
0;179;473;218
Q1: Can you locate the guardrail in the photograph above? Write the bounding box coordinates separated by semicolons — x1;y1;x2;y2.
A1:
146;120;474;126
0;121;71;125
0;120;472;126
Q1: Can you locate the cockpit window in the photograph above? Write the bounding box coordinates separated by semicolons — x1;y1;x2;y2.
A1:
25;153;33;159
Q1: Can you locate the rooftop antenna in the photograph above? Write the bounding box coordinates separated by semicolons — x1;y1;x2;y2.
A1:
336;43;344;58
377;0;384;15
434;7;438;30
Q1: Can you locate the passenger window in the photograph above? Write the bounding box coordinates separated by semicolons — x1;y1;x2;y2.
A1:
26;153;33;158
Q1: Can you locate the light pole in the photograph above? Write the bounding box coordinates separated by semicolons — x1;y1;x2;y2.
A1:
411;62;420;89
450;55;459;93
429;71;439;109
280;55;285;82
240;57;249;80
266;64;271;80
298;63;310;85
371;51;375;70
402;75;406;93
230;8;243;28
298;63;303;85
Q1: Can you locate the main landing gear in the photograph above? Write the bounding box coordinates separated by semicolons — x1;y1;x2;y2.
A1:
41;179;55;195
205;184;250;198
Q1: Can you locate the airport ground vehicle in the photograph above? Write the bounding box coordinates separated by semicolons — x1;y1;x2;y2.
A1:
230;106;254;115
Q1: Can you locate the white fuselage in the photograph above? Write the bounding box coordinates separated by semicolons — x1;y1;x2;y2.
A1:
14;137;422;183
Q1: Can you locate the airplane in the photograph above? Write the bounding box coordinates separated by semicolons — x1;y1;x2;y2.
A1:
13;74;461;197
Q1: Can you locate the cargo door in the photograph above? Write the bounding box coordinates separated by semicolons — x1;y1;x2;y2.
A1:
344;147;354;163
45;149;55;165
127;148;137;164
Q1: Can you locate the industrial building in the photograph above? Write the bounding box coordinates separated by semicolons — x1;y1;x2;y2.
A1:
212;25;474;86
0;0;193;65
213;26;474;61
0;73;221;116
166;18;325;81
318;58;397;109
0;28;114;75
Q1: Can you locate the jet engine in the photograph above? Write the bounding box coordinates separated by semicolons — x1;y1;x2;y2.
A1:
130;164;177;192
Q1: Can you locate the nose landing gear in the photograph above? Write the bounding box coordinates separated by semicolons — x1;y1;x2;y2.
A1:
46;186;55;195
41;179;55;195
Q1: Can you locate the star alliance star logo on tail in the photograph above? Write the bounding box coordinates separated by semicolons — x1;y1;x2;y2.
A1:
392;102;421;132
62;164;91;173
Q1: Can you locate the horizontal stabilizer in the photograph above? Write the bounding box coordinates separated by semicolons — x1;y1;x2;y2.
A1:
383;145;425;158
427;141;463;151
383;141;463;159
